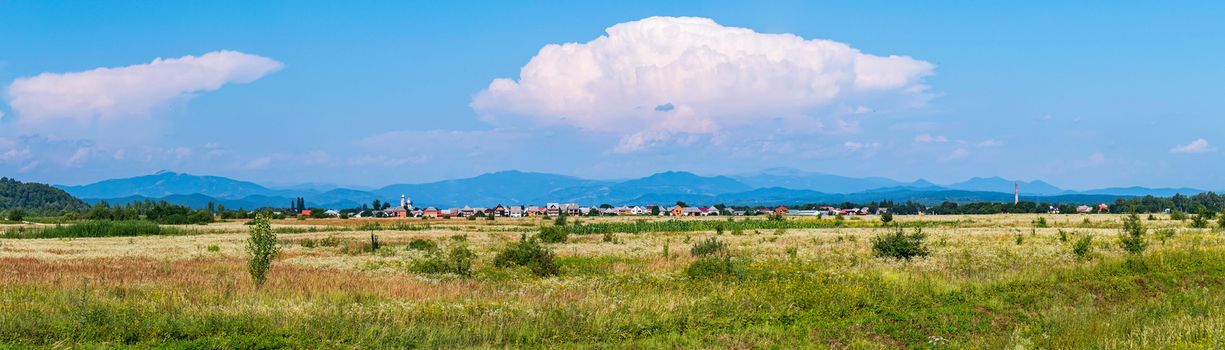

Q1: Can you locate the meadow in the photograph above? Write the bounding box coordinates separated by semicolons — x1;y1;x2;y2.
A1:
1;214;1224;348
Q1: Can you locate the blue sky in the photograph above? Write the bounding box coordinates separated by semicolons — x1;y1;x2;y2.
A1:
1;1;1223;190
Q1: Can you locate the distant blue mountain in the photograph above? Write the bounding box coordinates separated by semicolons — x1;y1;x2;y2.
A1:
732;167;911;193
60;169;1213;209
59;171;281;199
945;176;1063;195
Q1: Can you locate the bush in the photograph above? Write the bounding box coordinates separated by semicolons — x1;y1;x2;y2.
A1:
207;244;220;252
300;239;316;248
1034;217;1048;228
1156;228;1176;243
1219;213;1225;229
6;208;24;222
1058;229;1069;243
536;226;568;244
494;236;559;277
1119;212;1146;255
686;256;740;279
413;241;475;276
245;215;280;287
1191;211;1209;228
871;226;928;260
880;211;893;224
1073;235;1093;260
407;238;438;251
690;237;727;257
1170;209;1187;221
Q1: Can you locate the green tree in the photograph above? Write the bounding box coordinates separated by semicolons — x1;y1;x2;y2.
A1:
245;214;280;286
880;211;893;224
1119;212;1146;255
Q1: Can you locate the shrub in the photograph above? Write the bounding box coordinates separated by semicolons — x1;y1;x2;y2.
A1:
207;244;220;252
602;231;616;243
1191;211;1209;228
714;225;724;235
1170;209;1187;221
1219;213;1225;229
536;226;568;243
1014;232;1024;245
553;213;568;226
408;238;438;251
880;211;893;224
1073;235;1093;260
1058;229;1069;243
494;236;559;277
1119;212;1146;255
1147;214;1156;221
6;208;24;222
1156;228;1176;243
785;246;798;259
686;256;740;279
245;215;280;287
300;239;316;248
690;237;727;257
871;226;928;260
1034;217;1048;228
413;241;475;276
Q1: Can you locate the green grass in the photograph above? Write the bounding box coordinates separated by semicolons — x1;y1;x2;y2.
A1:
1;221;186;239
2;249;1223;348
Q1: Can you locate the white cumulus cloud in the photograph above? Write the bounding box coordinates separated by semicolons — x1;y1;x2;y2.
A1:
5;50;283;126
472;16;934;152
1169;138;1211;154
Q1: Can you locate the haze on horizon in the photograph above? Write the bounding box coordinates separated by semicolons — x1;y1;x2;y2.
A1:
1;2;1223;190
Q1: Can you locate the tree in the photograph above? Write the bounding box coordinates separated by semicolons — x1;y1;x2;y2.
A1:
1119;212;1146;255
207;201;215;214
675;201;688;208
245;214;280;286
372;200;381;212
599;204;613;209
880;211;893;224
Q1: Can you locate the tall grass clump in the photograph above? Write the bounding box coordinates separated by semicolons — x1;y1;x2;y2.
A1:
1119;212;1146;255
2;220;182;239
871;226;929;260
1073;235;1094;260
246;215;280;287
494;235;559;277
690;237;727;257
407;238;438;251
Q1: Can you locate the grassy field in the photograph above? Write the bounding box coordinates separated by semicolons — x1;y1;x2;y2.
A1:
1;214;1224;348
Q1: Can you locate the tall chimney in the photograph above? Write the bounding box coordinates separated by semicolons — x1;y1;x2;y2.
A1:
1014;182;1019;204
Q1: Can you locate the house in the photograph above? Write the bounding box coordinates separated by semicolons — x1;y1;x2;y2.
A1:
671;205;685;217
410;209;424;217
384;207;407;217
1096;203;1110;213
493;204;508;217
560;203;582;216
422;207;440;218
774;206;790;216
509;206;524;217
545;203;561;216
1076;205;1093;214
683;207;702;216
299;209;313;217
323;209;341;217
698;207;720;216
874;208;889;215
791;210;821;216
526;206;541;216
459;206;477;217
1048;206;1061;214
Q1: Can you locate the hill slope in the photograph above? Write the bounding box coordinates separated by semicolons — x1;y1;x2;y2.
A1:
1;177;88;214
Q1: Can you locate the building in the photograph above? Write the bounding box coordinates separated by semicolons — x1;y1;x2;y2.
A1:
671;205;685;217
422;207;439;218
774;206;790;216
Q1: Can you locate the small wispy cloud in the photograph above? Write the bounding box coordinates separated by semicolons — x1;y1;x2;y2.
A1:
1169;138;1211;154
914;133;947;143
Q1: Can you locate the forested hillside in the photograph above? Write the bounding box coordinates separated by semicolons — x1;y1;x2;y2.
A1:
0;177;88;215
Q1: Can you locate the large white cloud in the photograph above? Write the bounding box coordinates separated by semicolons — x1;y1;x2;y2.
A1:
1169;138;1211;154
472;16;934;152
5;50;283;125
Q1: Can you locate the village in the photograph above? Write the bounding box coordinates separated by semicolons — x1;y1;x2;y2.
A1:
357;195;889;219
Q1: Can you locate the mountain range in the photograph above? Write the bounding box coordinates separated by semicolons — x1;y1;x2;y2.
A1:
55;169;1214;210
